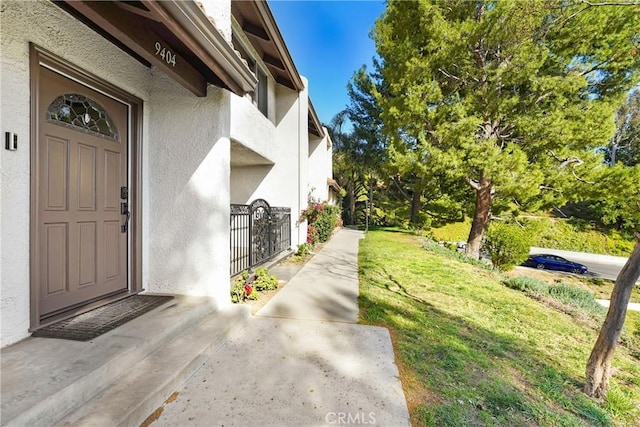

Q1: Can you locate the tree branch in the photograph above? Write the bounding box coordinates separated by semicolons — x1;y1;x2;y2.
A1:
539;4;592;43
438;68;462;81
535;92;553;105
579;52;622;77
391;176;412;202
572;170;596;185
465;176;483;191
548;151;596;184
548;151;584;168
539;184;562;193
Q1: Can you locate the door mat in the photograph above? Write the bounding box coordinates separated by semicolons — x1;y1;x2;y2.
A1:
32;295;174;341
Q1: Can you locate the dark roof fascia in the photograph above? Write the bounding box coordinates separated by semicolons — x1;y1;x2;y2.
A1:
157;0;258;95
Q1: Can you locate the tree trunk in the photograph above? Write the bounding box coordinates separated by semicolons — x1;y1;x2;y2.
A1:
369;176;374;218
465;177;492;259
410;187;422;225
609;142;617;166
347;180;356;225
585;233;640;399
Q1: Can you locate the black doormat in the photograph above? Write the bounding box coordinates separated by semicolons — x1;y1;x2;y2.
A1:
32;295;174;341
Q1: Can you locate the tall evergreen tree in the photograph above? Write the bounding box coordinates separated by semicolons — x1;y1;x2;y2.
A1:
331;66;390;226
374;0;640;258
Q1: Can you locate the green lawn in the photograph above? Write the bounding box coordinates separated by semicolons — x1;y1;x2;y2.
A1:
358;229;640;426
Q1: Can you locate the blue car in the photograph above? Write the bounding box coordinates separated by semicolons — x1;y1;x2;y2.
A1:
523;254;588;274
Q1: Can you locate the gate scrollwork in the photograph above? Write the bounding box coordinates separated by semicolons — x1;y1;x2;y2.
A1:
249;199;272;265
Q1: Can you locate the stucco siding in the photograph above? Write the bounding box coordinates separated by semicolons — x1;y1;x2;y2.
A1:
230;165;273;205
230;94;275;163
147;72;232;303
276;83;309;247
307;134;330;202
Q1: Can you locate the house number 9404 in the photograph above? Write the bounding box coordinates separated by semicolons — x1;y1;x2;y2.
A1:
154;42;176;67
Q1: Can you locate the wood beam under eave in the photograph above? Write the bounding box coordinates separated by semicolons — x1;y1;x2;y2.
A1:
309;124;323;138
114;2;160;22
242;22;270;41
64;1;207;97
263;54;286;71
276;76;296;90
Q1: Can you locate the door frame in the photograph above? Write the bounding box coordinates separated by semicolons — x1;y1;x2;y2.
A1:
29;44;144;330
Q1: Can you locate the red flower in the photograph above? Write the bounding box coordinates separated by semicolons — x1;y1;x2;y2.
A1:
244;284;253;295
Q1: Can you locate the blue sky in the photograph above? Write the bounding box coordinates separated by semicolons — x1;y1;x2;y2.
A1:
269;1;386;127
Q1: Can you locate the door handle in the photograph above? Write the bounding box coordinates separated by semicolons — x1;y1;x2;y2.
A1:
121;202;130;233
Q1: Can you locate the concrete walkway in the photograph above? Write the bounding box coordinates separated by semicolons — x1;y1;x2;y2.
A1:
596;299;640;311
153;228;411;426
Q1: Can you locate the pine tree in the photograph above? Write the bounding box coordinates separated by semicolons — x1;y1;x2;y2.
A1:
374;0;640;258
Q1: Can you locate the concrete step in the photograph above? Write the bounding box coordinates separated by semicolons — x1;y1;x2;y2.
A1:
56;304;251;427
1;295;223;427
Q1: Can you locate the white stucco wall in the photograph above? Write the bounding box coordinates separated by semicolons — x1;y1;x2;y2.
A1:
0;0;152;347
276;82;309;247
307;134;330;202
146;72;232;303
230;94;276;165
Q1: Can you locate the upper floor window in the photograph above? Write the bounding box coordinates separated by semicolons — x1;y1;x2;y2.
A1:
233;35;268;118
255;68;268;117
46;93;119;141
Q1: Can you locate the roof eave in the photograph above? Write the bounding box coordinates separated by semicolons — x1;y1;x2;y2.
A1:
308;98;324;138
157;0;258;95
253;0;304;91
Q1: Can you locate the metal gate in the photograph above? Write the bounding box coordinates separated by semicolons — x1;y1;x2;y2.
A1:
230;199;291;276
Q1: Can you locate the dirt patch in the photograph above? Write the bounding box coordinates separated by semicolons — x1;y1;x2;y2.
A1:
139;392;179;427
243;282;288;314
385;327;442;426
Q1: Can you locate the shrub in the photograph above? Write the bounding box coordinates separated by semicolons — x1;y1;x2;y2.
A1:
306;225;320;245
253;267;278;291
245;286;260;300
429;220;472;242
503;277;607;319
484;222;532;271
300;198;341;244
231;268;276;301
296;243;310;257
231;273;249;303
547;283;606;316
503;276;548;294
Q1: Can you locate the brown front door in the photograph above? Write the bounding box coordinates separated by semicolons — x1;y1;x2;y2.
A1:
36;66;129;317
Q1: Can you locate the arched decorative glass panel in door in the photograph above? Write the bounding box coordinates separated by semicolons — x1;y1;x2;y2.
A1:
46;93;120;141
